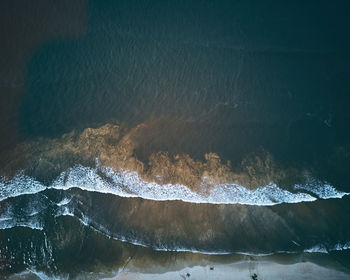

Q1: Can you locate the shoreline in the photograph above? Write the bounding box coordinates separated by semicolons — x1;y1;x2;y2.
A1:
7;251;350;280
112;261;350;280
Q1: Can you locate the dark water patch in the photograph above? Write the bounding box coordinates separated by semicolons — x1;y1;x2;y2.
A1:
17;1;350;174
0;0;88;155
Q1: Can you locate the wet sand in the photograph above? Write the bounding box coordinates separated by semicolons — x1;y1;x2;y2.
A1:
112;262;350;280
7;252;350;280
107;250;350;280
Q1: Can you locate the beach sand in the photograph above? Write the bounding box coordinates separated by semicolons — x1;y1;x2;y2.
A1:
108;261;350;280
6;251;350;279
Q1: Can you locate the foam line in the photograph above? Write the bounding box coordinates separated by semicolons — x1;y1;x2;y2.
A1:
1;164;349;206
52;211;350;255
304;242;350;253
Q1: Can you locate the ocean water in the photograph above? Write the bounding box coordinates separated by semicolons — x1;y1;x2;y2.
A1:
1;0;350;278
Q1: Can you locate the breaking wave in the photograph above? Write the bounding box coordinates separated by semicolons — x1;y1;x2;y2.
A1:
304;242;350;254
0;161;348;206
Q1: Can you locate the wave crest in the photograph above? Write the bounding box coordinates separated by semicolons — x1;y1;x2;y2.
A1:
1;162;348;205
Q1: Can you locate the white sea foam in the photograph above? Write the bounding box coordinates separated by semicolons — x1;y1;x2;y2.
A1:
25;269;65;280
0;194;48;231
0;173;46;201
54;206;74;218
304;244;329;253
0;205;44;231
294;183;347;199
0;210;44;231
332;242;350;251
57;197;71;206
0;223;44;231
304;242;350;253
207;183;316;205
1;163;349;206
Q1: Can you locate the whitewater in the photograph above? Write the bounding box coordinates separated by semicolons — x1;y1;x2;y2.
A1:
1;162;348;206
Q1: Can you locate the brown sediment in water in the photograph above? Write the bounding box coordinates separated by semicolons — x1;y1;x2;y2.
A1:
2;120;305;191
